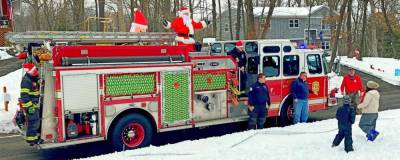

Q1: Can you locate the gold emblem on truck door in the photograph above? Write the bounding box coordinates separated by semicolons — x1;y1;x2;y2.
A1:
312;81;320;95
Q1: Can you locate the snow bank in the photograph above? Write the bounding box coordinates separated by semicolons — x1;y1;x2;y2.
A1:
81;109;400;160
0;69;23;133
0;50;13;60
340;57;400;86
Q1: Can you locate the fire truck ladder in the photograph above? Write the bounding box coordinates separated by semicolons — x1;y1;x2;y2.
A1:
5;31;176;44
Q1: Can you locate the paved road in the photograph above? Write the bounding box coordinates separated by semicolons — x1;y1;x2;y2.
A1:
0;65;399;160
0;57;24;77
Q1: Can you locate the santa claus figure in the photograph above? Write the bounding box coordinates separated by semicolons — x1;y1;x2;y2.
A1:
130;8;148;32
162;6;209;50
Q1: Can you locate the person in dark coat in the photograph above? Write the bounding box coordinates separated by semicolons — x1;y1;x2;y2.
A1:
291;72;312;124
20;63;41;145
332;96;355;153
247;73;271;129
229;41;247;92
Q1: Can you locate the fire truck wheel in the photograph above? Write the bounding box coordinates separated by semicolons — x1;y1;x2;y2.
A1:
279;102;294;126
110;114;153;151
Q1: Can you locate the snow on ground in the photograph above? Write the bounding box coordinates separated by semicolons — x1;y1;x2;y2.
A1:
82;109;400;160
339;56;400;86
0;69;23;133
0;50;13;60
328;72;344;98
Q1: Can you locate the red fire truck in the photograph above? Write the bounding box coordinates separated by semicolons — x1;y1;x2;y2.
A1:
7;32;333;151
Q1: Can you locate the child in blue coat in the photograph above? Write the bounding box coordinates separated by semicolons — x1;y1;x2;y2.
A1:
332;96;355;153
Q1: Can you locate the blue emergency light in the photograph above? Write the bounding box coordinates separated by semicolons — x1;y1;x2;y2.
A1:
395;69;400;76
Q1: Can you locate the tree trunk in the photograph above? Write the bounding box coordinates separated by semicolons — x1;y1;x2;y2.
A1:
329;0;349;68
116;0;126;32
360;0;368;59
241;2;246;38
369;0;378;57
218;0;222;39
244;0;256;39
212;0;217;37
236;0;242;40
189;0;193;18
345;0;353;57
260;0;276;39
306;0;313;44
296;0;301;7
380;0;397;57
227;0;234;40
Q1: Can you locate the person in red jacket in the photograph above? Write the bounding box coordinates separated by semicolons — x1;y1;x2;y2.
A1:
341;68;363;113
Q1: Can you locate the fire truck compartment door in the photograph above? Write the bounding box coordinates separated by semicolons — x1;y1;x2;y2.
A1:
62;74;99;113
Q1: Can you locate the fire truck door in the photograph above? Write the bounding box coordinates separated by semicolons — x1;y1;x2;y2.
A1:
260;44;282;110
304;53;327;110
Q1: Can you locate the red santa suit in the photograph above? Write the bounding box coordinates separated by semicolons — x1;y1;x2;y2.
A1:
164;7;208;49
130;8;148;32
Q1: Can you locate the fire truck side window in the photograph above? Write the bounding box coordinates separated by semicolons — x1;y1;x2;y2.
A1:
210;43;222;54
283;55;300;76
245;42;258;55
263;56;280;77
224;43;236;55
307;54;323;74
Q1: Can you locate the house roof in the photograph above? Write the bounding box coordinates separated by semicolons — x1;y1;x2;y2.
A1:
252;5;337;18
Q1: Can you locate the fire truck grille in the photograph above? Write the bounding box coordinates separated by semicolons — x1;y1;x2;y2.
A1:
105;73;156;97
162;71;191;124
193;73;226;91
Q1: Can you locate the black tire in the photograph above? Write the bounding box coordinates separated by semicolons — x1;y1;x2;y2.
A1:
109;114;153;151
279;100;294;126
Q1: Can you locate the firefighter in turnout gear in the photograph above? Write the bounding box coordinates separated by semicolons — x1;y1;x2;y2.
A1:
20;63;41;145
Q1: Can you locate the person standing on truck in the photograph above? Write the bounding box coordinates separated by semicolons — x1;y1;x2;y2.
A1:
20;63;42;145
332;96;355;153
341;68;363;113
247;73;271;129
229;41;247;93
291;72;311;124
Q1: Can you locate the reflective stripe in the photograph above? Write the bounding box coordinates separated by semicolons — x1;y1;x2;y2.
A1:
26;135;38;141
28;91;40;96
308;98;326;105
21;88;30;93
22;101;33;108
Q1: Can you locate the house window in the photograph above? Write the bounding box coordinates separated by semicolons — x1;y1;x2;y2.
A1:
224;24;229;32
321;41;330;50
289;19;299;28
321;20;330;30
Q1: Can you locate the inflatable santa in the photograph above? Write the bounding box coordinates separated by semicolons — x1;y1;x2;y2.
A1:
162;7;209;50
130;8;148;32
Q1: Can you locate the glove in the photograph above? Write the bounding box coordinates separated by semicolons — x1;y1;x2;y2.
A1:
161;18;169;28
204;19;210;25
27;106;36;114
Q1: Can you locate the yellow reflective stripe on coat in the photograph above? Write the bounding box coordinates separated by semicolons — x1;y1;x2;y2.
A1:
26;135;38;141
28;91;40;96
21;88;30;93
22;101;33;108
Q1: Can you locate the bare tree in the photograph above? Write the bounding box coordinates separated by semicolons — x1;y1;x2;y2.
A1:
218;0;222;39
329;0;349;68
260;0;277;39
212;0;217;37
360;0;368;59
380;0;397;56
116;0;126;32
345;0;353;57
369;0;378;57
236;0;243;40
23;0;44;30
244;0;256;39
227;0;234;40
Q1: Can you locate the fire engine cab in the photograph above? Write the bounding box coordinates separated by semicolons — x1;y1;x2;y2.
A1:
7;32;333;151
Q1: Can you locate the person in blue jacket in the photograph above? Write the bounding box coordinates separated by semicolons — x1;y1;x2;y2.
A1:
291;72;312;124
247;73;271;129
228;41;247;92
332;96;355;153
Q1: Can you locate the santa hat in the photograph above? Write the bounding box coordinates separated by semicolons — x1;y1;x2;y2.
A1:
179;6;190;15
132;8;147;30
236;41;244;47
23;63;38;76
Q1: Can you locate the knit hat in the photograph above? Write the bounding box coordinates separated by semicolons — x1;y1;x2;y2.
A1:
23;63;38;76
236;41;243;47
343;95;351;105
367;81;379;89
130;8;147;32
